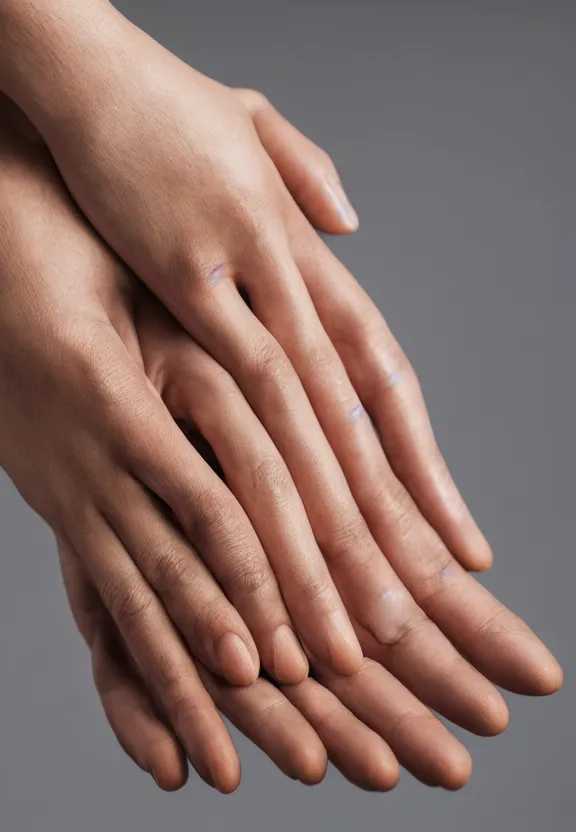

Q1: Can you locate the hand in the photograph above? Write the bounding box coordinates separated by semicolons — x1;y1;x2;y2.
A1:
1;0;540;689
1;0;564;711
58;529;473;793
0;96;472;793
0;95;560;792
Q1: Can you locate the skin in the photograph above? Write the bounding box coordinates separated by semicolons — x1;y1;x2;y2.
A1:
0;0;503;676
0;101;471;793
0;96;562;792
1;0;561;708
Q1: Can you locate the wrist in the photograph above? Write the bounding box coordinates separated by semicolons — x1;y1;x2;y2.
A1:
0;0;130;130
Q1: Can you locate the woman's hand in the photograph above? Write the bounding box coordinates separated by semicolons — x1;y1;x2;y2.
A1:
58;525;473;794
0;98;473;793
0;0;529;681
0;94;561;791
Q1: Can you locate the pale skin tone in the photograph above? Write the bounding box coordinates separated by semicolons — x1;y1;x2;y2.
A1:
0;1;563;792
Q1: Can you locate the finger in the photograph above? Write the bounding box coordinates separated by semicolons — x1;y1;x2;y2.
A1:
281;677;399;791
69;511;241;793
231;87;358;234
137;296;320;685
198;665;328;786
103;476;262;687
345;466;561;699
291;219;493;572
254;236;559;698
129;315;362;678
92;625;189;791
57;537;187;791
210;250;510;734
317;659;473;791
409;558;564;696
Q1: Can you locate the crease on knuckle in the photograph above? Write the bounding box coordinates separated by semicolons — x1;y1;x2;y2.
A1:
304;344;340;378
415;558;456;606
191;595;232;643
296;569;333;604
383;611;429;650
319;515;372;565
147;540;193;596
251;456;293;506
191;495;238;547
105;573;154;627
381;482;417;544
246;341;292;394
226;556;273;598
388;709;435;745
148;660;195;714
474;607;511;640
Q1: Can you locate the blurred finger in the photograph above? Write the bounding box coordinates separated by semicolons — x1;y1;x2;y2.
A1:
68;512;241;793
57;536;187;791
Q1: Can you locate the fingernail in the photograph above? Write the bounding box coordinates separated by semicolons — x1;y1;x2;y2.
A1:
324;175;359;230
272;625;309;682
216;632;258;685
326;608;363;674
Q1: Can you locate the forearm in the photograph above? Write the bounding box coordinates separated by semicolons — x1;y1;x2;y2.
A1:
0;0;140;131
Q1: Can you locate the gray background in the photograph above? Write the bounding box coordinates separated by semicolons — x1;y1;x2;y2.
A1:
1;0;574;829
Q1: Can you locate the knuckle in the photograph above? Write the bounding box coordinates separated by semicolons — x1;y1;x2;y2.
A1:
226;556;273;598
382;482;417;542
318;514;372;564
384;609;428;649
192;492;237;539
304;344;340;377
191;595;231;642
234;87;269;114
190;491;257;557
361;330;417;392
105;574;154;627
147;540;192;596
413;553;454;606
251;456;293;505
296;569;333;604
148;660;193;713
247;340;292;392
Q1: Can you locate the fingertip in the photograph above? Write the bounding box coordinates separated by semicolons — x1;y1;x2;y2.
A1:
520;652;564;697
358;751;401;792
216;632;259;686
208;755;242;795
149;744;189;792
538;658;564;696
437;746;473;791
290;741;328;786
325;609;365;677
272;625;310;685
468;551;494;573
475;691;510;737
488;633;564;697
